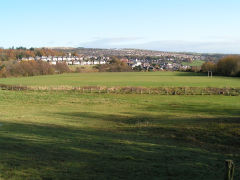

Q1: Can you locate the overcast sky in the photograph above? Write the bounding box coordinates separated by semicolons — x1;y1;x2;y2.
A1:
0;0;240;53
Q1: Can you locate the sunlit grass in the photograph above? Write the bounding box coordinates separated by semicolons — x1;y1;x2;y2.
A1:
0;71;239;88
0;90;239;179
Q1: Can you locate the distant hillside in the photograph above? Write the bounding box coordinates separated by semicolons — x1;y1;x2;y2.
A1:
182;60;205;67
52;47;227;62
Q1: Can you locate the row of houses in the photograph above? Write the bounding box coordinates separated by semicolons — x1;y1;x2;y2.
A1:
127;59;192;71
21;56;107;65
20;55;193;70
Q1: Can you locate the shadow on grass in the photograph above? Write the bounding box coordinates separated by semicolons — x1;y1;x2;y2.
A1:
174;72;207;76
143;103;240;117
138;72;207;77
54;111;240;150
0;120;239;180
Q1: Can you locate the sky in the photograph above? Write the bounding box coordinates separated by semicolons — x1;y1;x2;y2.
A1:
0;0;240;53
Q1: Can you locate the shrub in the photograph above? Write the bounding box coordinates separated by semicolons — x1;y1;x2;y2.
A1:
217;56;240;76
38;61;55;75
200;56;240;77
55;62;71;74
0;60;70;78
201;62;216;73
95;57;132;72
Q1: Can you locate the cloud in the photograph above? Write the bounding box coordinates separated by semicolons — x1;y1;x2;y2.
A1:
137;40;240;54
79;37;145;48
78;38;240;54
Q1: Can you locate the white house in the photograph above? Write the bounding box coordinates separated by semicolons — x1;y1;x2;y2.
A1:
131;59;142;67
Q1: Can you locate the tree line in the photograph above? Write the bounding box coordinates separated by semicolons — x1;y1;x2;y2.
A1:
0;61;70;78
0;57;132;78
201;56;240;77
0;47;65;61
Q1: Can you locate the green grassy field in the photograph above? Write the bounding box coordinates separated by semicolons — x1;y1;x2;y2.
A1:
0;71;239;88
182;60;205;67
0;71;239;179
0;90;239;179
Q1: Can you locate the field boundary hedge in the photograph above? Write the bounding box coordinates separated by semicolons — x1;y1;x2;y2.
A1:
0;84;239;96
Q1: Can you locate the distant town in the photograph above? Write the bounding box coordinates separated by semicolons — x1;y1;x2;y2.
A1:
17;47;228;71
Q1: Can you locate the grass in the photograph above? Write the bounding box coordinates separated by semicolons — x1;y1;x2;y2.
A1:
182;60;205;67
0;71;239;179
0;90;239;179
0;71;239;88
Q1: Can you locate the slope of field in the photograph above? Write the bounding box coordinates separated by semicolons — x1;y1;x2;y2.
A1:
182;60;205;66
0;71;239;88
0;91;239;179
